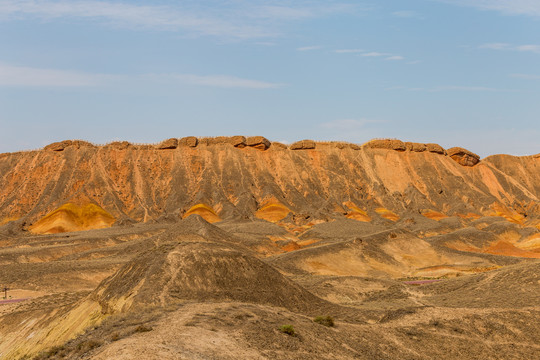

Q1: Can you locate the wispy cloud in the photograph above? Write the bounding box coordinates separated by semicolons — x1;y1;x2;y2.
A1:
0;0;359;39
511;73;540;80
480;43;540;54
296;45;322;51
169;74;284;89
435;0;540;17
336;49;406;61
387;85;515;92
392;10;422;19
0;63;109;86
0;63;284;89
361;52;389;57
516;45;540;53
334;49;364;53
431;86;513;92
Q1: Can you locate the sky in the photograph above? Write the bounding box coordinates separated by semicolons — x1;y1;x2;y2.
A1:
0;0;539;157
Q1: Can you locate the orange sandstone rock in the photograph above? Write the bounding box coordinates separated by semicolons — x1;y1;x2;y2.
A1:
290;140;316;150
107;141;132;150
230;136;247;148
44;140;73;151
246;136;271;150
405;142;427;152
425;143;446;154
364;139;406;151
447;147;480;167
156;138;178;150
179;136;198;147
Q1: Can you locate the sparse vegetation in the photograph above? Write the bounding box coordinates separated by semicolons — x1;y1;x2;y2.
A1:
85;339;102;350
313;316;334;327
279;324;296;336
134;324;153;333
42;345;65;358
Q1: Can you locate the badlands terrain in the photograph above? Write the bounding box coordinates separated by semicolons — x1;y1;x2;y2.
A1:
0;136;539;359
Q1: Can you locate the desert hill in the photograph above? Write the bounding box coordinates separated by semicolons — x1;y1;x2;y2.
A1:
0;137;538;235
0;137;539;359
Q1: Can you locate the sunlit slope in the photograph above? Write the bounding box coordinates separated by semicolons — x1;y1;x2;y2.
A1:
29;203;115;234
0;139;538;231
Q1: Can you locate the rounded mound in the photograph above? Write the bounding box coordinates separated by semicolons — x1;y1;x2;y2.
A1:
94;242;323;313
183;204;221;223
255;202;291;222
29;203;115;234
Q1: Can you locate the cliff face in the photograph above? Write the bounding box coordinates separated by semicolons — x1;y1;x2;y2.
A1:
0;139;538;234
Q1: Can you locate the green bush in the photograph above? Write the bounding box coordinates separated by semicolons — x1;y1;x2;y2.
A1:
313;316;334;327
279;324;296;336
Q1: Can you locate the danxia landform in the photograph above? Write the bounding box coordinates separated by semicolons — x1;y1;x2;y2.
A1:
0;136;539;359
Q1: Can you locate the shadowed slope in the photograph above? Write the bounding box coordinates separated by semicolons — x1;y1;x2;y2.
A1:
421;260;540;308
94;240;326;314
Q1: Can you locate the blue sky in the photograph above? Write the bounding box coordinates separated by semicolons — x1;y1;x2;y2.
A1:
0;0;539;156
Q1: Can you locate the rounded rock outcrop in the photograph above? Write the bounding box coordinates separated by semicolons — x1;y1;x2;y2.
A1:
156;138;178;150
405;142;427;152
447;147;480;167
364;139;406;151
44;140;73;151
246;136;271;150
44;140;94;151
230;136;247;148
425;143;446;155
107;141;132;150
290;139;316;150
179;136;198;147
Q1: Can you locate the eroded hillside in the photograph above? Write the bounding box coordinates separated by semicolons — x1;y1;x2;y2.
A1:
0;137;539;359
0;137;538;233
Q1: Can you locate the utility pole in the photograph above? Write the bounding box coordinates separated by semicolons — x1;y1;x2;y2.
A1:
2;286;8;299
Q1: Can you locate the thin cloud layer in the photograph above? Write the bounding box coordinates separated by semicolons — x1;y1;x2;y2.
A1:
0;63;106;86
0;0;358;39
170;74;284;89
481;43;540;53
436;0;540;17
296;45;322;51
0;63;283;89
386;85;515;92
511;73;540;80
335;49;405;61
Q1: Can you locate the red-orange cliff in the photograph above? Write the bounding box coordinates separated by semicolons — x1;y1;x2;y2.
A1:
0;137;538;235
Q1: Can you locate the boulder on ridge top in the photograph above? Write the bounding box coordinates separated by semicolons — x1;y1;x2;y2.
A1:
364;139;406;151
44;140;73;151
230;136;246;148
447;147;480;167
426;143;446;155
246;136;271;150
179;136;198;147
156;138;178;150
405;142;427;152
290;139;316;150
44;140;94;151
